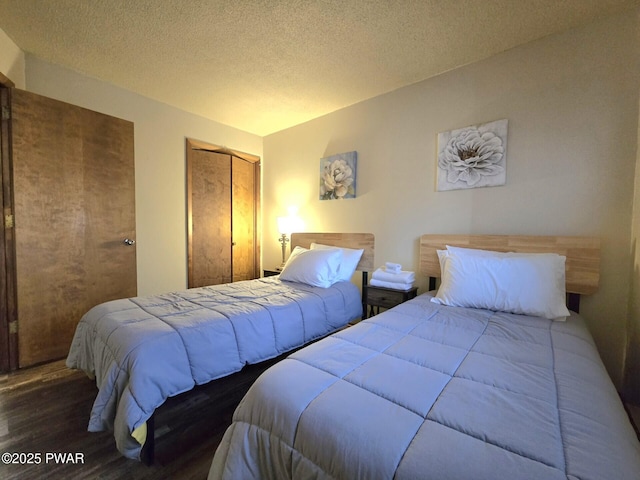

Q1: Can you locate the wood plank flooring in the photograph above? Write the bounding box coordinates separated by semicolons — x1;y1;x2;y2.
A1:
0;359;260;480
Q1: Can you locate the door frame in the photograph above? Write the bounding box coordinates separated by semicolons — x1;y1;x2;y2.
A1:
185;138;261;287
0;73;19;372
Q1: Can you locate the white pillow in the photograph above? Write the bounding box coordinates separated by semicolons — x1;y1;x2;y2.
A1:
437;245;561;272
432;247;570;320
279;246;343;288
310;243;364;282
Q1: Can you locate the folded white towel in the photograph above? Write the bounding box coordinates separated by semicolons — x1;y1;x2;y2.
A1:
385;262;402;274
370;279;414;291
372;268;415;284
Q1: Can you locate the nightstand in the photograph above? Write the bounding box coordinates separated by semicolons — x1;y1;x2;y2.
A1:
263;269;281;277
364;285;418;319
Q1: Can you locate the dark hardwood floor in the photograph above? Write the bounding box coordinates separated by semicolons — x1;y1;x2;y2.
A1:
0;359;262;480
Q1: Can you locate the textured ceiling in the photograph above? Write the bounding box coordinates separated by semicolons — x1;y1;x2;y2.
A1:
0;0;638;136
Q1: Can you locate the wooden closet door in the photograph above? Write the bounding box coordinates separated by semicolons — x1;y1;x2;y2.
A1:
189;150;232;288
187;139;260;288
10;89;136;367
231;156;257;282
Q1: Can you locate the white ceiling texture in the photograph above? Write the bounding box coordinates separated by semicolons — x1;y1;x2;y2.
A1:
0;0;638;136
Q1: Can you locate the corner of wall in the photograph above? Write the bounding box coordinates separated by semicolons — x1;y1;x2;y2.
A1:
0;27;26;88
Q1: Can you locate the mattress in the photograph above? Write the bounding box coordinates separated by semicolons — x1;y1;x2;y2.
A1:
66;276;362;460
209;292;640;479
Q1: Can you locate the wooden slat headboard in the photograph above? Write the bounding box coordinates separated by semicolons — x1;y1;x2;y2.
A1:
419;234;600;295
291;233;375;271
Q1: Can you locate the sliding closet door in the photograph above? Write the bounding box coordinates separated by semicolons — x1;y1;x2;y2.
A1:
231;155;257;282
187;139;260;289
10;89;136;367
188;150;232;287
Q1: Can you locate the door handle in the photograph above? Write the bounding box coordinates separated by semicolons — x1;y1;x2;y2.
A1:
123;238;136;246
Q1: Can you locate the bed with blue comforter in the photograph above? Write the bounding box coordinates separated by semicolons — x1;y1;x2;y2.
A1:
209;235;640;480
66;276;362;460
209;292;640;479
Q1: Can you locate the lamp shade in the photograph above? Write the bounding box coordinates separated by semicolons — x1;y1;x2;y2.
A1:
277;215;303;235
277;216;290;235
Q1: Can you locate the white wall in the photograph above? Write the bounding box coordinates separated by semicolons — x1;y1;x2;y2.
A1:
0;27;25;88
24;55;263;296
263;12;640;389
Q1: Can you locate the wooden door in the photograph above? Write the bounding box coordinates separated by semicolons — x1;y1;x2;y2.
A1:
231;156;257;282
186;139;260;288
189;150;232;287
10;89;136;367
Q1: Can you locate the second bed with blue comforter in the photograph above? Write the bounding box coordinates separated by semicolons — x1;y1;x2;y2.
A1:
66;276;362;459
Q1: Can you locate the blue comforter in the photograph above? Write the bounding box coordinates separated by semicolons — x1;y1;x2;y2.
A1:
210;292;640;479
66;277;362;459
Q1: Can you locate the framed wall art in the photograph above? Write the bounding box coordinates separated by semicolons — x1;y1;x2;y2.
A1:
319;151;357;200
436;119;508;191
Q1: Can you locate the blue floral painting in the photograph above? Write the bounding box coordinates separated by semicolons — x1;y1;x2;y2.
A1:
319;151;357;200
437;119;508;191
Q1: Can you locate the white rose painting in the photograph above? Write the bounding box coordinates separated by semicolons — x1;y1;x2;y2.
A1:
437;119;508;191
319;151;357;200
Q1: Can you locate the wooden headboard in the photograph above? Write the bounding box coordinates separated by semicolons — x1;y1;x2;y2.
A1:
419;234;600;295
291;233;375;271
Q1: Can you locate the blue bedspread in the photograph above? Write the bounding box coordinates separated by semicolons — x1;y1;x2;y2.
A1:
66;277;362;459
210;292;640;479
